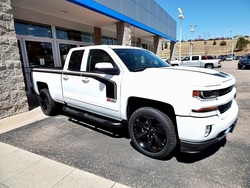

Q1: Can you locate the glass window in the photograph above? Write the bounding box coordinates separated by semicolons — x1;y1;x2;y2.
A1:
113;39;117;45
26;41;54;68
56;27;93;42
81;33;94;43
68;50;84;71
182;56;190;61
192;56;199;60
87;49;115;72
59;44;77;67
114;49;169;71
102;36;109;44
14;20;52;38
102;36;117;45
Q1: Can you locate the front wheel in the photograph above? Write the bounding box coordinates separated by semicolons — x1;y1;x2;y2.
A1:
39;88;57;116
128;107;177;159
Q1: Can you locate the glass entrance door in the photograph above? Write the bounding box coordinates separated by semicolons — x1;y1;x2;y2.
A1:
17;40;28;92
17;39;55;94
26;41;54;68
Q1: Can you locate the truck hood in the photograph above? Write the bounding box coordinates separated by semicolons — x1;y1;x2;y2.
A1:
130;66;234;88
169;60;180;65
166;66;232;86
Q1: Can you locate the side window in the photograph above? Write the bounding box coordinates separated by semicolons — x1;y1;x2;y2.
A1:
87;49;115;72
68;50;84;71
183;57;190;61
192;56;199;60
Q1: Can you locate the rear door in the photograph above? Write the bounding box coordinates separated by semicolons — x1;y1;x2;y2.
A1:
61;49;86;108
62;48;122;120
189;55;201;67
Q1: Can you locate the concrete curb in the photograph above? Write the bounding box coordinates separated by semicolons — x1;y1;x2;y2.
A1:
0;107;47;134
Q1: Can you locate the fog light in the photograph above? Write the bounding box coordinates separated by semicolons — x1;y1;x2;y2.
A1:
204;125;212;137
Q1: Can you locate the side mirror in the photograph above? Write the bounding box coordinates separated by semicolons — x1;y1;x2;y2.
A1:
94;62;120;75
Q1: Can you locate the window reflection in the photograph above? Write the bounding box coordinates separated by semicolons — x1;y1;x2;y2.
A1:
26;41;54;67
14;20;52;38
102;36;117;45
59;44;77;67
56;27;93;42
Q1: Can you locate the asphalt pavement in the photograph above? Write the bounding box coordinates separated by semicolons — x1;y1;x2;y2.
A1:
0;108;130;188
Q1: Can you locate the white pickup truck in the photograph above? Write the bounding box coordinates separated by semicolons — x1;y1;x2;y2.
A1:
170;55;221;69
31;45;238;159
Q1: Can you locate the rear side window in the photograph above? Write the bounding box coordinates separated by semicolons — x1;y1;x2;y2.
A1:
192;56;199;60
68;50;84;71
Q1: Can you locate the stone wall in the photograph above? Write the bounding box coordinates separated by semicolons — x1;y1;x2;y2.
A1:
0;0;29;119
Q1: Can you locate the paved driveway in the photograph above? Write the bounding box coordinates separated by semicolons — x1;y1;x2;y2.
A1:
0;60;249;188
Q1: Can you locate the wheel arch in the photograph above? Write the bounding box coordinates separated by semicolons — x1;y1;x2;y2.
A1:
127;97;177;128
37;82;48;93
205;63;214;69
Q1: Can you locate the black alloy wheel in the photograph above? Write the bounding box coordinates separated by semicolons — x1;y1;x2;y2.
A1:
128;107;177;159
39;88;57;116
205;64;214;69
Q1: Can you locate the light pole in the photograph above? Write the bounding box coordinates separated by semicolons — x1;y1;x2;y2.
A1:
178;8;184;60
190;24;196;56
231;31;234;58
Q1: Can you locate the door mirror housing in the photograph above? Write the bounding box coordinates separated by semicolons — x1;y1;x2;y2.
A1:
94;62;120;75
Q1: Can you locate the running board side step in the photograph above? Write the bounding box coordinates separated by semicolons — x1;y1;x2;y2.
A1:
63;106;123;127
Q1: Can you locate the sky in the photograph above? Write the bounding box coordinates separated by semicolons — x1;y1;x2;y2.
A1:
155;0;250;41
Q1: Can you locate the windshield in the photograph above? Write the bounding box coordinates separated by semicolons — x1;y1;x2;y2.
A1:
113;48;169;71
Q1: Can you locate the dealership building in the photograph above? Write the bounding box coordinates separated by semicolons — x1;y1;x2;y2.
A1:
0;0;177;119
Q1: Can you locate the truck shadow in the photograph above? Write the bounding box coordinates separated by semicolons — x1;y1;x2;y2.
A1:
66;113;227;162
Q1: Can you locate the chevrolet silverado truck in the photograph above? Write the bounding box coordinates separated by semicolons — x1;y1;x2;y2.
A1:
31;45;238;159
170;55;221;69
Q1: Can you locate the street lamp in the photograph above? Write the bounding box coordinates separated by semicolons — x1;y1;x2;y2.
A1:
231;31;234;59
178;8;184;60
190;24;196;56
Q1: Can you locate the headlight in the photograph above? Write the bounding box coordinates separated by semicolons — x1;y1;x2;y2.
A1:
193;90;219;100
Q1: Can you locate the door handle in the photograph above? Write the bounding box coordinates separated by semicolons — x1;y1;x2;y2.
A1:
82;78;89;83
63;76;69;81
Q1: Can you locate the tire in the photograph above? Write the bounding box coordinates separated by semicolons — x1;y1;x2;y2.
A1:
128;107;177;159
238;65;244;70
205;64;214;69
39;88;57;116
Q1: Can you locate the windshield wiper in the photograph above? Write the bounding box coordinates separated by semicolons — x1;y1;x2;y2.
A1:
131;67;147;72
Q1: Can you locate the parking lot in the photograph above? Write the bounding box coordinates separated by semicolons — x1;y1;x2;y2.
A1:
0;60;249;188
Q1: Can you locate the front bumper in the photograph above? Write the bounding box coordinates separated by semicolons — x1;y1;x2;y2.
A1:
238;63;250;69
176;99;238;153
180;119;237;153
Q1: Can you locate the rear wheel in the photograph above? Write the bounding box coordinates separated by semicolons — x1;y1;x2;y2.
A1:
39;88;57;116
205;64;214;69
128;107;177;159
